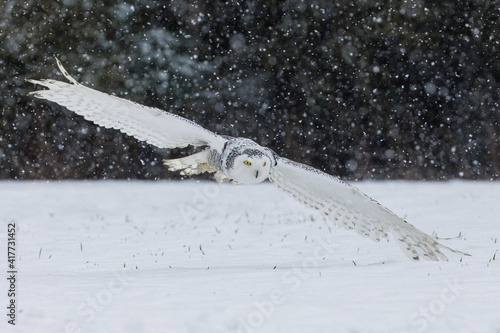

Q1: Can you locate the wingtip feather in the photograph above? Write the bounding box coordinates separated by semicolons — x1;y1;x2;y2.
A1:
55;57;81;85
26;78;43;86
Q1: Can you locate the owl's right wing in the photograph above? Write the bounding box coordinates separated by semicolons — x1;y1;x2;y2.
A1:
269;156;469;261
27;58;226;150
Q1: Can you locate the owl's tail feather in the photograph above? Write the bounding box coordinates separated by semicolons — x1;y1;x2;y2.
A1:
164;149;215;176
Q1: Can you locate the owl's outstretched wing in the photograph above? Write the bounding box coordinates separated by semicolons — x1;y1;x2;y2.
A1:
27;58;226;150
269;156;469;261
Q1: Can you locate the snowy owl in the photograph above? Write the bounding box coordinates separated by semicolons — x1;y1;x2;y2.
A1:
27;58;469;262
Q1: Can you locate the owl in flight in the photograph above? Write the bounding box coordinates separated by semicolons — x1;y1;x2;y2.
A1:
27;58;469;261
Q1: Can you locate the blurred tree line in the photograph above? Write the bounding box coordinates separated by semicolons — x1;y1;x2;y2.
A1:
1;0;499;180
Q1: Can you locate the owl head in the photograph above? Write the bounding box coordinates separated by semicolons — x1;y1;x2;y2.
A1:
225;147;274;185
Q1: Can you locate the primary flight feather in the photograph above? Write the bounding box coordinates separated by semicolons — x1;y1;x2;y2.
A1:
27;58;469;261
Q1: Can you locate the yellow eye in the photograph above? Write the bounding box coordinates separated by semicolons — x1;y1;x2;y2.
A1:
244;160;251;166
263;162;266;166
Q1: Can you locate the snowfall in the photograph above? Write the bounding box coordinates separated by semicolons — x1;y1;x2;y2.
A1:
0;180;499;333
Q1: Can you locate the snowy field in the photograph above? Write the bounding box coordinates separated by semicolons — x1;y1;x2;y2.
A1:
1;180;499;333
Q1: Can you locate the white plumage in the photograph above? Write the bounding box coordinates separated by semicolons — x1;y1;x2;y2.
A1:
28;59;225;151
27;58;469;261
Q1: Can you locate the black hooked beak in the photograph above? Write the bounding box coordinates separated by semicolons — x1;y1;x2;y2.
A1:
255;170;259;179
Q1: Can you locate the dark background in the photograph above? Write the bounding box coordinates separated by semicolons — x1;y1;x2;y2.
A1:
1;0;499;180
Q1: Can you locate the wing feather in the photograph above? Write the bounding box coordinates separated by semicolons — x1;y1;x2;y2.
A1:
27;58;226;150
269;156;469;261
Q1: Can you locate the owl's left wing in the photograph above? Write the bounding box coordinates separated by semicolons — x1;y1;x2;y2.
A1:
269;156;469;261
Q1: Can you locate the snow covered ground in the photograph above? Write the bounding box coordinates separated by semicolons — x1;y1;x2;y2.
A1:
1;180;499;333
